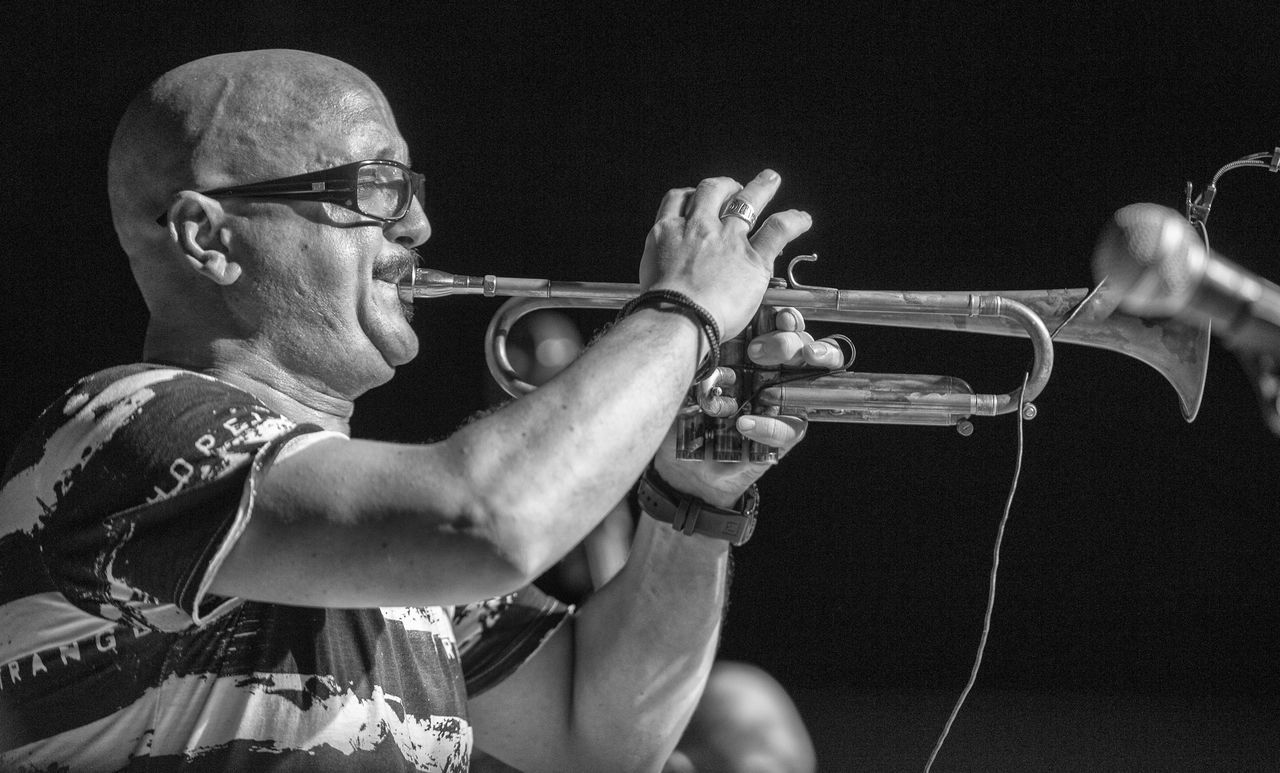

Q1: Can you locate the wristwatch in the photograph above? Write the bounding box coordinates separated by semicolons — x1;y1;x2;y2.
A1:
636;464;758;546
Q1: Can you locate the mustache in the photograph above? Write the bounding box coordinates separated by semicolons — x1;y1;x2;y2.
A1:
377;247;422;282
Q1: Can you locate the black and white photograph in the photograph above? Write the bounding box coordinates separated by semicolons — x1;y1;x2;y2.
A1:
2;4;1279;771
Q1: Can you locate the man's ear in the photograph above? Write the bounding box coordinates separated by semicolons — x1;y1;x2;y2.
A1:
163;192;243;286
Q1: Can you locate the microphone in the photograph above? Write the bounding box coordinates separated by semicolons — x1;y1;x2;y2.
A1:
1093;203;1280;354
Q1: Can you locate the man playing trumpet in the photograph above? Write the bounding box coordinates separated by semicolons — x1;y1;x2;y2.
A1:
0;49;838;771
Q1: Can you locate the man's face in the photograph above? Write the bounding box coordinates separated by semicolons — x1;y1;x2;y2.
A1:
219;101;431;399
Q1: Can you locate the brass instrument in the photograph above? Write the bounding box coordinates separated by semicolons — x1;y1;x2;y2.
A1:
400;256;1210;460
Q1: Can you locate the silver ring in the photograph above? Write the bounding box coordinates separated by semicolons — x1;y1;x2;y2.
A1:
719;198;758;228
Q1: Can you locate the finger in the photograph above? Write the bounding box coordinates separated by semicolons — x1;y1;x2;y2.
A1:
700;393;738;417
687;176;744;223
747;330;814;366
718;169;782;233
736;414;808;452
772;306;805;333
749;209;814;264
802;337;846;369
656;187;694;223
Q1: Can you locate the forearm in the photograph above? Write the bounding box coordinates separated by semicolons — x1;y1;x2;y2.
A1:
564;515;730;771
443;309;702;573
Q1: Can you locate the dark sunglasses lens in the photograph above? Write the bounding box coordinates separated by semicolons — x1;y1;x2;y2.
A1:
356;164;411;219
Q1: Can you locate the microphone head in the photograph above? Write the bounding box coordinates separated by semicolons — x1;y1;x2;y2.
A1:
1092;203;1202;317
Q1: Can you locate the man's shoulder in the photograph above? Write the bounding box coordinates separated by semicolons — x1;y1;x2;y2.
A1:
2;364;278;486
75;363;248;400
55;363;266;424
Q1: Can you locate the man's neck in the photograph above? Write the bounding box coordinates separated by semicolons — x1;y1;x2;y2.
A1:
144;333;356;433
202;364;355;434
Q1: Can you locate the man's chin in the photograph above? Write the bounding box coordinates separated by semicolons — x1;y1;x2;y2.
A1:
379;331;419;369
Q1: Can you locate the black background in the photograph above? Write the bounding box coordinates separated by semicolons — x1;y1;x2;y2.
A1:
4;3;1279;769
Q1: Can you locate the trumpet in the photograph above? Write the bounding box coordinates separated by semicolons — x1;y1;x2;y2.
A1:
399;256;1210;461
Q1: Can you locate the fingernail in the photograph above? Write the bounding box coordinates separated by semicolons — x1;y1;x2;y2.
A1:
761;170;779;182
738;417;757;432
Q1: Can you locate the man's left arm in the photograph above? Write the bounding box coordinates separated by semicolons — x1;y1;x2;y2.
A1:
469;316;837;772
468;485;731;773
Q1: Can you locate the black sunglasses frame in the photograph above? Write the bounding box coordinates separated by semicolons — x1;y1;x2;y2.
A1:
156;159;425;225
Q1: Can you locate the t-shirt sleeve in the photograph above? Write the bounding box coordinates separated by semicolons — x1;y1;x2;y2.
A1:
23;365;332;632
453;584;573;697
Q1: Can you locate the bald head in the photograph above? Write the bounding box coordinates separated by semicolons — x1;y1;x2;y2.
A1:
108;49;398;261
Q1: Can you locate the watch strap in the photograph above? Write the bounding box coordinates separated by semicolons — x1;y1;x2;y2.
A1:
636;464;758;546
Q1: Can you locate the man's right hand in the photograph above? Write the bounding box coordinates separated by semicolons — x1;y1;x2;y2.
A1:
639;170;812;340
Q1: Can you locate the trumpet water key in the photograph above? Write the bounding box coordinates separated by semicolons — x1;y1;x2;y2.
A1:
400;256;1210;461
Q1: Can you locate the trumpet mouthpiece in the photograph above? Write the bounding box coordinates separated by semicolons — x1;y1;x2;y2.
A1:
398;268;495;302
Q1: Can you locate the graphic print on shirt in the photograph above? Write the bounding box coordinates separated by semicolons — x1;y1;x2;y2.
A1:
0;365;568;771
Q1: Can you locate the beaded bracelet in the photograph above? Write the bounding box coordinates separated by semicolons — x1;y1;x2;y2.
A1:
617;289;721;381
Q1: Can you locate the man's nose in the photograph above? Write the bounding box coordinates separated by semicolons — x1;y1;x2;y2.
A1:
387;197;431;247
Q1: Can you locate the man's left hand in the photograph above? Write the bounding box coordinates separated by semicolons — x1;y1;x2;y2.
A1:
654;307;841;507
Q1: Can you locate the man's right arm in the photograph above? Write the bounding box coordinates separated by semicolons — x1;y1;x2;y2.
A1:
209;171;811;609
210;306;703;608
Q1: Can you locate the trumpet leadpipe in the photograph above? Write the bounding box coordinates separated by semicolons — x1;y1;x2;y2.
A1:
401;268;1043;319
